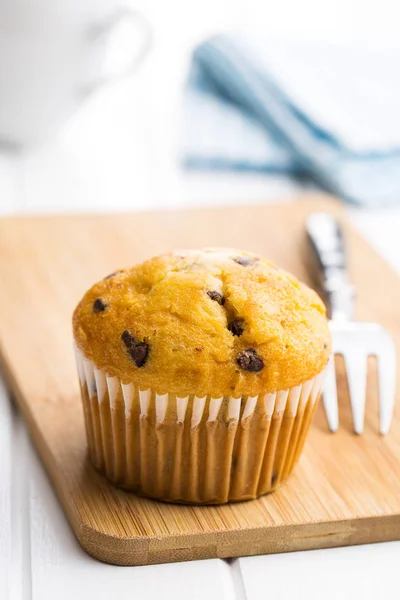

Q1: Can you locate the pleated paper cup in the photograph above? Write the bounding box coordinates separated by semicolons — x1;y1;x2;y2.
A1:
75;345;326;504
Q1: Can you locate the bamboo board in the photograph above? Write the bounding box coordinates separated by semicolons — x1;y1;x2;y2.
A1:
0;194;399;566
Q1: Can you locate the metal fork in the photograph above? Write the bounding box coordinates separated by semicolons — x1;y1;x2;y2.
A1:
306;212;396;435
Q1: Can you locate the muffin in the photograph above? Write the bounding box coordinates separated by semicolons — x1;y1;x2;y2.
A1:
73;248;331;504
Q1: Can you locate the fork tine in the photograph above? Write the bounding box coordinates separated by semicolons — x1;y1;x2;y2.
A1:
377;336;397;435
322;357;339;432
343;352;367;435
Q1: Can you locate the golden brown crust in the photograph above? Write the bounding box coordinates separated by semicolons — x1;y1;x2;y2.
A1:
73;248;331;396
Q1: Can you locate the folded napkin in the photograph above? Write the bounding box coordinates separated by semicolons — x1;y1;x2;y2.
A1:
182;36;400;206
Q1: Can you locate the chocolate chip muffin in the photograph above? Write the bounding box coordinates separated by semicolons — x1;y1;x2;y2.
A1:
73;248;331;504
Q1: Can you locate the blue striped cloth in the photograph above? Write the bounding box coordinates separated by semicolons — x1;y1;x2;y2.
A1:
182;36;400;206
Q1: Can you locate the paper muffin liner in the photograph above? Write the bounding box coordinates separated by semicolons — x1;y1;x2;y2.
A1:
74;346;326;504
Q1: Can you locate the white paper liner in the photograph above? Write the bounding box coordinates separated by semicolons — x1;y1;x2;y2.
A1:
74;345;326;504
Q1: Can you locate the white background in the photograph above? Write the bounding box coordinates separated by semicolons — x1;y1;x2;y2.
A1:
1;0;400;598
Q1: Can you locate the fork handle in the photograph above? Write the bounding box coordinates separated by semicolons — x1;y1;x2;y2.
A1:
306;212;355;321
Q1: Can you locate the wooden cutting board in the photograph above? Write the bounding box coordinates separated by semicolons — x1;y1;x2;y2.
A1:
0;194;399;566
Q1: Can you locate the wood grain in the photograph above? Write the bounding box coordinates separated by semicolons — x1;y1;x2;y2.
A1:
0;194;399;566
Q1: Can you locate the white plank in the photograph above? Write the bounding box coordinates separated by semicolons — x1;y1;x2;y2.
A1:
0;379;13;599
239;542;400;600
28;445;236;600
228;559;247;600
0;379;32;600
9;421;32;600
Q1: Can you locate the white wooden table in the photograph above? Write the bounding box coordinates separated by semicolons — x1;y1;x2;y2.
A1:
2;1;400;596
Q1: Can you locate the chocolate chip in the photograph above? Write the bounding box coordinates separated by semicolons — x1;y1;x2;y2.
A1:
207;290;225;305
195;346;204;352
93;298;107;312
233;256;260;267
103;270;121;280
121;330;149;367
121;330;136;348
323;342;328;349
128;342;149;367
236;349;264;372
228;319;244;337
271;472;278;487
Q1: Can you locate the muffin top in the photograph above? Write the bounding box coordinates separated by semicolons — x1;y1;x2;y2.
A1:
73;248;331;397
